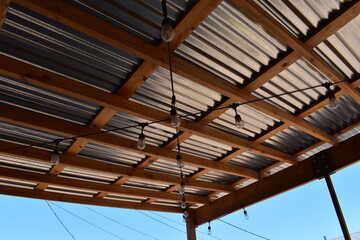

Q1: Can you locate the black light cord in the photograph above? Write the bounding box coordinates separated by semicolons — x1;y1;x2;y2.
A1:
217;218;270;240
0;80;345;153
46;200;77;240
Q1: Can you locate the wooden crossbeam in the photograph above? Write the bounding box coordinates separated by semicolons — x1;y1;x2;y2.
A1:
0;140;234;193
10;0;338;146
0;166;208;204
194;133;360;226
0;185;182;213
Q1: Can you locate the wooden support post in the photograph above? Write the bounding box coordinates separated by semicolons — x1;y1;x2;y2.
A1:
324;174;351;240
186;210;197;240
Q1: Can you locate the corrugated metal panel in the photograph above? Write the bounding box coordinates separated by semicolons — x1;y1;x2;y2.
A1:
131;67;223;122
105;194;146;203
123;178;169;192
0;178;36;189
254;58;330;114
265;163;292;175
176;0;287;86
66;0;193;44
181;135;233;160
0;154;51;173
255;0;350;38
209;105;280;140
104;111;176;147
315;15;360;78
234;178;257;188
197;171;241;185
46;185;97;197
0;75;101;126
228;151;277;170
305;94;360;134
0;3;140;93
182;187;211;196
78;142;146;167
61;166;119;184
262;126;319;154
0;121;72;152
152;200;179;207
146;158;198;177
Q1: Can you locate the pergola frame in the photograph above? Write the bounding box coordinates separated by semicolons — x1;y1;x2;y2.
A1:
0;0;359;239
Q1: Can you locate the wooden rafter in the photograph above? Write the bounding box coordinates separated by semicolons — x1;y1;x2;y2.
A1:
0;0;10;29
0;140;233;193
10;0;338;146
194;133;360;226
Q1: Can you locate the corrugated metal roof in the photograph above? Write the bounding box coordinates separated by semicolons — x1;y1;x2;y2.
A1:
78;142;146;167
61;166;119;184
254;58;330;114
105;194;146;203
176;0;287;86
123;178;169;192
131;67;223;121
315;15;360;78
146;158;198;177
66;0;193;44
228;151;277;171
1;3;140;93
180;135;233;160
255;0;350;38
104;111;176;147
0;154;51;173
0;75;101;126
305;94;360;134
197;171;241;185
262;126;319;154
0;178;36;189
209;105;280;140
46;185;97;197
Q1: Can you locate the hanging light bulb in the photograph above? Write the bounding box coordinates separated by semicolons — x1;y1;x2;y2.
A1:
179;180;185;194
161;19;175;42
207;221;212;235
181;196;187;209
137;123;147;150
183;210;189;221
176;153;184;168
232;104;244;129
243;207;249;220
170;107;181;127
51;139;61;165
328;92;339;109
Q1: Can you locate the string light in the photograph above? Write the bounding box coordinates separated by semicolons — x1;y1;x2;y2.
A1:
51;138;61;165
179;180;185;194
323;82;339;109
137;123;147;150
207;221;212;235
161;0;175;42
183;210;189;221
176;153;184;168
231;104;245;129
243;207;249;220
181;196;187;209
170;106;181;127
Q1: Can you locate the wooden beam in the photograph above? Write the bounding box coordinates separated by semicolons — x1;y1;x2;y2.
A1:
0;166;208;204
0;140;234;193
10;0;339;145
194;133;360;226
233;0;360;103
0;185;182;213
0;0;10;29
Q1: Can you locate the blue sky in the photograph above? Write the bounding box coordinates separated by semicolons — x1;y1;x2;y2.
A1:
1;162;359;240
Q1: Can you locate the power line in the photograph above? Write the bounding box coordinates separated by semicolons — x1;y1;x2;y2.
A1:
49;201;126;240
84;206;159;240
45;200;77;240
217;218;270;240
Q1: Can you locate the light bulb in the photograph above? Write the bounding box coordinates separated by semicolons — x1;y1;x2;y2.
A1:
51;150;60;165
161;20;175;42
137;133;146;150
208;224;212;235
170;108;181;127
243;209;249;220
176;153;184;168
329;94;339;109
179;181;185;194
235;114;245;129
181;197;187;209
183;210;189;219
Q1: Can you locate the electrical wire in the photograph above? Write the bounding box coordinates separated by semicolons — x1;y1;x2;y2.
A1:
0;80;346;153
84;206;159;240
46;200;77;240
217;218;270;240
49;201;126;240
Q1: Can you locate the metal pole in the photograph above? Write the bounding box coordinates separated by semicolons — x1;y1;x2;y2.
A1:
324;174;351;240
